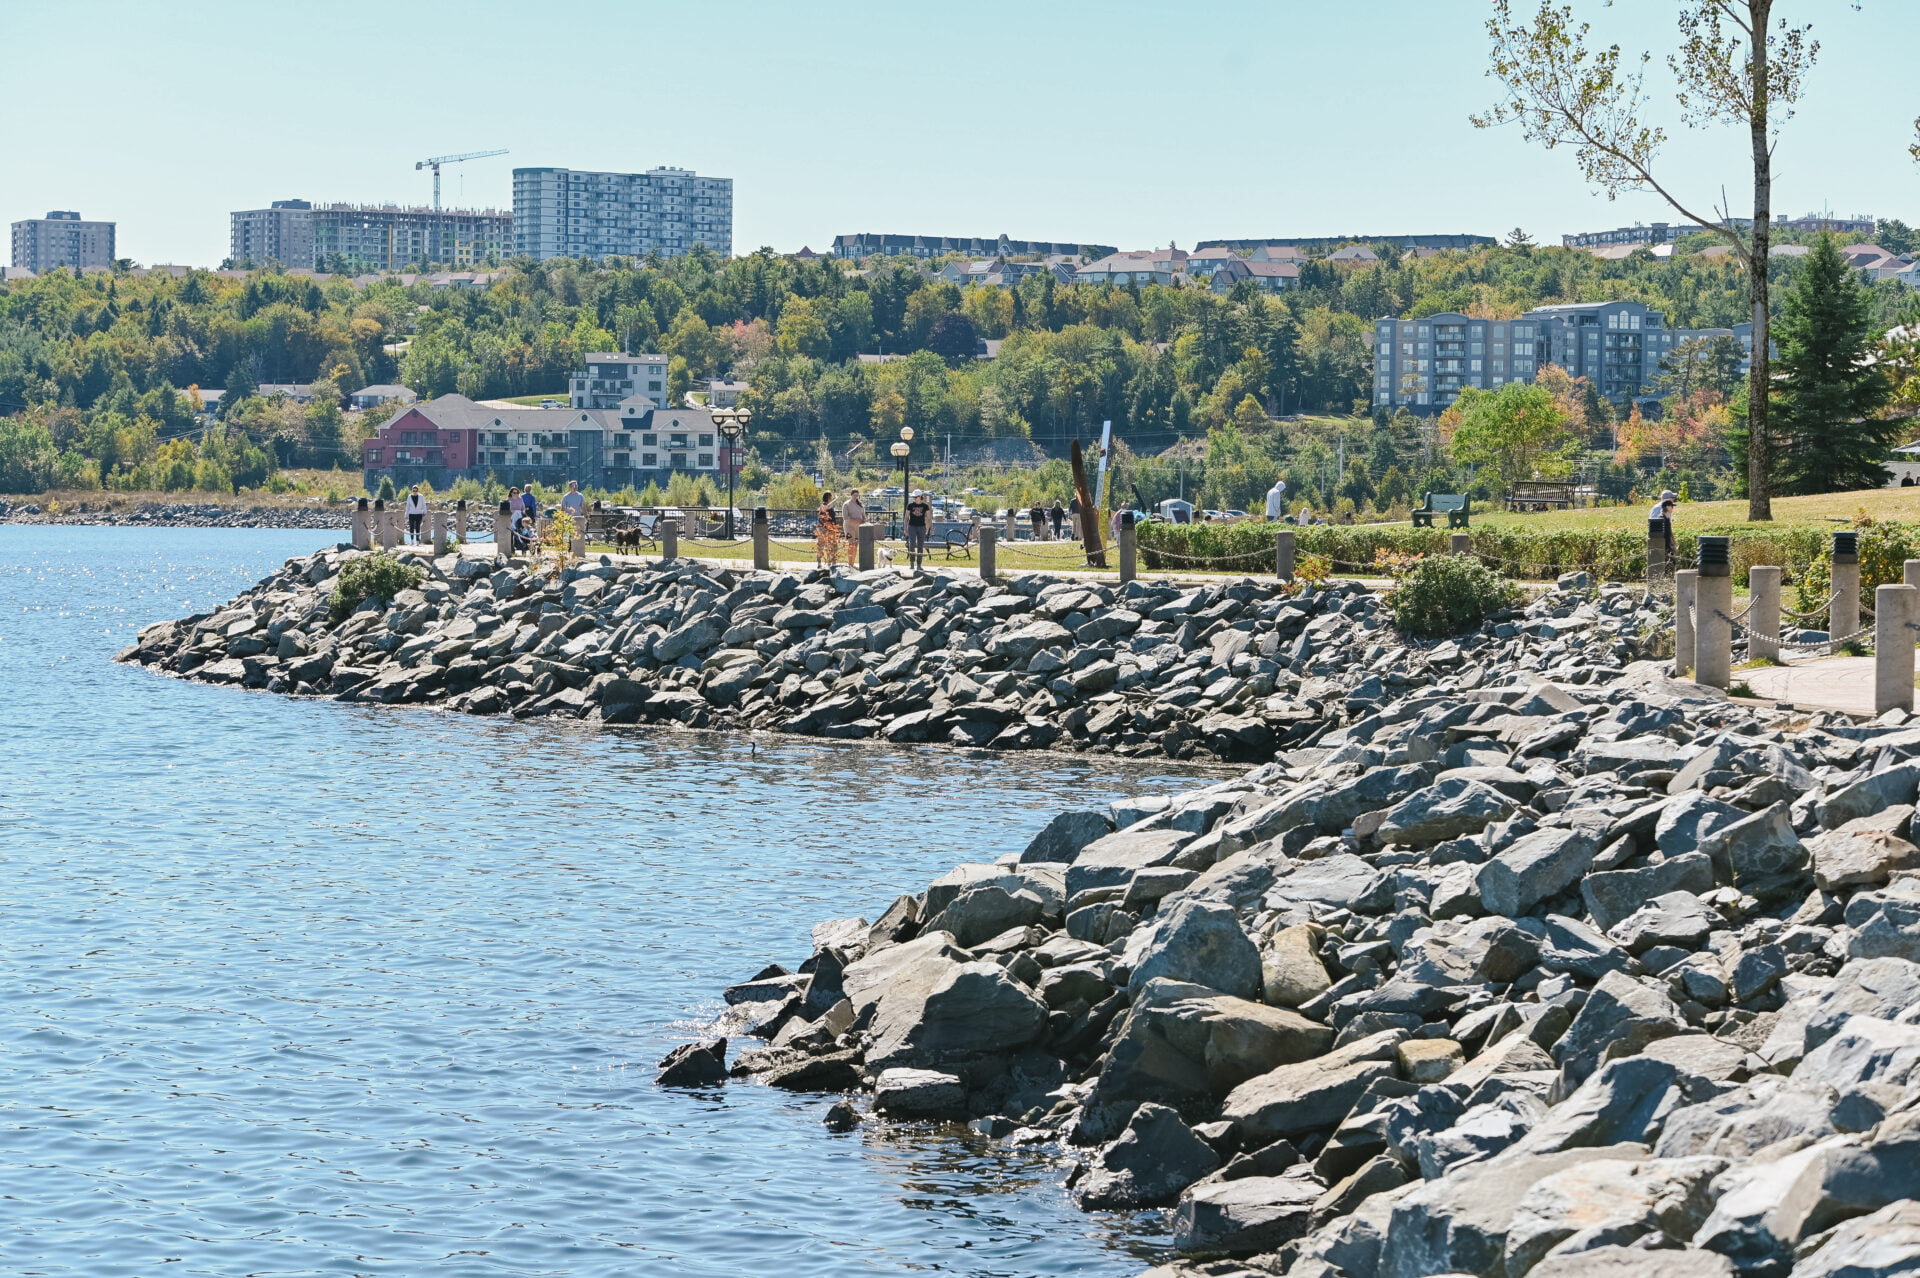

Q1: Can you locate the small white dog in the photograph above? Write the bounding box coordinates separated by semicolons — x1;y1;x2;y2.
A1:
877;545;897;569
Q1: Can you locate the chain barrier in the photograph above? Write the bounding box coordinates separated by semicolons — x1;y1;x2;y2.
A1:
1781;592;1837;622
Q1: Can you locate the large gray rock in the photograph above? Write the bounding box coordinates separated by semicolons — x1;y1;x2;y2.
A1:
839;932;967;1016
1021;809;1114;864
986;620;1072;659
1804;959;1920;1049
1128;898;1263;1001
1518;1055;1715;1156
1222;1029;1404;1145
923;885;1047;948
1263;923;1332;1008
865;958;1048;1072
1813;827;1920;891
1582;853;1716;932
1554;971;1687;1088
1655;793;1745;857
1846;883;1920;963
1079;980;1333;1142
1478;827;1601;918
1171;1173;1322;1256
872;1067;965;1117
1379;1144;1650;1278
1066;829;1197;898
1607;890;1720;955
1817;763;1920;830
1791;1199;1920;1278
1505;1155;1727;1278
1072;1102;1221;1209
1530;1246;1732;1278
1266;853;1391;914
1375;777;1518;847
1698;801;1808;886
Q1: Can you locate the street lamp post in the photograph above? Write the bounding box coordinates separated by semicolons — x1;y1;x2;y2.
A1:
891;425;914;538
713;406;751;539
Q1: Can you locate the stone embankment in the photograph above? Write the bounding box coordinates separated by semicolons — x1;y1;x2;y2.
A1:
2;499;348;528
689;661;1920;1275
116;545;1663;763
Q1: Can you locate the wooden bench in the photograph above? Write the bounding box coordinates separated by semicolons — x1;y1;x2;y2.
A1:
1507;481;1576;512
1412;493;1471;529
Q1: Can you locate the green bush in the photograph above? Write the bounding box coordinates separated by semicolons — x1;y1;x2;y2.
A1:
1389;555;1522;637
1135;518;1829;585
1794;519;1919;613
328;552;424;624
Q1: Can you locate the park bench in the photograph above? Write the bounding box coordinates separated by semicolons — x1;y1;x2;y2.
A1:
1412;493;1471;529
941;523;974;559
1507;481;1576;512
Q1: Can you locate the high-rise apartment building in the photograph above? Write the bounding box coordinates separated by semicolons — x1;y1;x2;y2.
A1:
229;201;511;270
1372;300;1747;414
512;166;733;261
10;210;116;271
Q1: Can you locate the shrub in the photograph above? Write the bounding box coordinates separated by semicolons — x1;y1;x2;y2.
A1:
1389;554;1522;637
328;552;424;624
1794;516;1919;614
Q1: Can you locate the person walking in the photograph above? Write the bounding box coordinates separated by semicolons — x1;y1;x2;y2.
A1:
1049;500;1065;539
521;486;538;522
842;490;866;566
905;489;932;570
561;481;586;524
1265;476;1289;522
1029;501;1047;541
1649;489;1679;566
404;485;427;544
1068;494;1082;539
815;491;841;567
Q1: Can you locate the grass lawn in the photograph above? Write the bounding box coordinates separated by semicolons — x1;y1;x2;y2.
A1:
1469;486;1919;533
493;392;570;407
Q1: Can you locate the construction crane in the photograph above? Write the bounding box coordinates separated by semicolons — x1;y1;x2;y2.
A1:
415;149;508;211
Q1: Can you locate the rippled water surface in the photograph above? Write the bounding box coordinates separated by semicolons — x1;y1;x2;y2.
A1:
0;527;1224;1278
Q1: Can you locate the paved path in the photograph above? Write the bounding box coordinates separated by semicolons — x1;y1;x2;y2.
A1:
1741;657;1878;716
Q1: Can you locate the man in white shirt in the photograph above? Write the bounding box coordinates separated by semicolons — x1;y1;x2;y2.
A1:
1265;478;1289;521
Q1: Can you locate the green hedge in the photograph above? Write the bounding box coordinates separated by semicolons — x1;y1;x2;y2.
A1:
1136;519;1835;585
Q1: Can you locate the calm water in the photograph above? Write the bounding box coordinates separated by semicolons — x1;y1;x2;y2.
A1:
0;527;1222;1278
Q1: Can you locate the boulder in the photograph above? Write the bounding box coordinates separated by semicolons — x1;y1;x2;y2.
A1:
1128;898;1263;1001
865;958;1049;1073
1607;891;1720;955
1791;1199;1920;1278
1266;853;1392;914
1530;1248;1731;1278
1811;827;1920;891
872;1067;966;1117
1478;828;1601;918
924;885;1048;948
1379;1144;1650;1278
1073;1102;1221;1209
1581;852;1716;932
839;932;967;1017
1375;777;1519;847
1263;923;1333;1008
1222;1029;1405;1145
1816;763;1920;830
1655;793;1745;857
1845;883;1920;963
1553;971;1687;1088
1066;829;1197;898
1021;809;1114;864
655;1038;728;1087
1698;801;1807;887
1171;1173;1322;1256
1504;1155;1727;1278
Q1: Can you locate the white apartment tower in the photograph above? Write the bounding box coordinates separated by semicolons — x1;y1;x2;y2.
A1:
11;210;116;272
512;166;733;261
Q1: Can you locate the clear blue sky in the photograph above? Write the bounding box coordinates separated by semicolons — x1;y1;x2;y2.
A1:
4;0;1914;267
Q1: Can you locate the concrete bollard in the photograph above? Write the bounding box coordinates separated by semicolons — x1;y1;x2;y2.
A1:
1119;513;1138;583
980;526;997;582
661;516;679;561
752;507;770;571
374;500;398;549
351;498;371;550
1450;532;1471;556
857;522;877;571
1275;529;1295;583
1004;507;1018;542
1748;564;1782;664
431;509;448;555
1694;537;1732;691
1832;531;1861;655
1648;517;1671;579
1906;558;1920;589
494;500;514;557
570;530;586;559
1674;569;1699;679
455;499;468;545
1876;584;1918;715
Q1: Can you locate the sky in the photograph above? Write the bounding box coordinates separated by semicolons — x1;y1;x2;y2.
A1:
4;0;1916;267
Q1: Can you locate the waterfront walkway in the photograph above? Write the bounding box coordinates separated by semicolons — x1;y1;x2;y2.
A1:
1741;657;1880;718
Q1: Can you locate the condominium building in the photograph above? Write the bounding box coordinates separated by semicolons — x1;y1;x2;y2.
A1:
360;394;727;489
512;166;733;261
832;233;1116;261
569;353;670;410
10;210;115;271
1374;300;1747;414
229;200;511;270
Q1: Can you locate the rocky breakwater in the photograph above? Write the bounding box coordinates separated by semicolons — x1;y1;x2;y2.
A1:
2;499;348;528
115;546;1665;763
693;663;1920;1278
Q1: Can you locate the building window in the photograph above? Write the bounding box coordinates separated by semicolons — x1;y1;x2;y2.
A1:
641;433;656;446
648;381;662;391
516;433;528;444
698;454;713;467
613;453;630;467
614;433;631;447
642;453;657;467
698;434;714;447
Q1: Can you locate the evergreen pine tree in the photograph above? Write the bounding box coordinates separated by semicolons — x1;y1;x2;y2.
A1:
1772;233;1894;494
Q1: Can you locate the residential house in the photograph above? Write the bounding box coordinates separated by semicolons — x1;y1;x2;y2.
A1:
1327;245;1380;264
361;394;728;489
1250;245;1306;263
349;384;418;411
570;353;670;410
1210;259;1299;294
256;383;320;404
1185;246;1242;278
705;379;749;408
1840;244;1914;280
1075;248;1187;286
